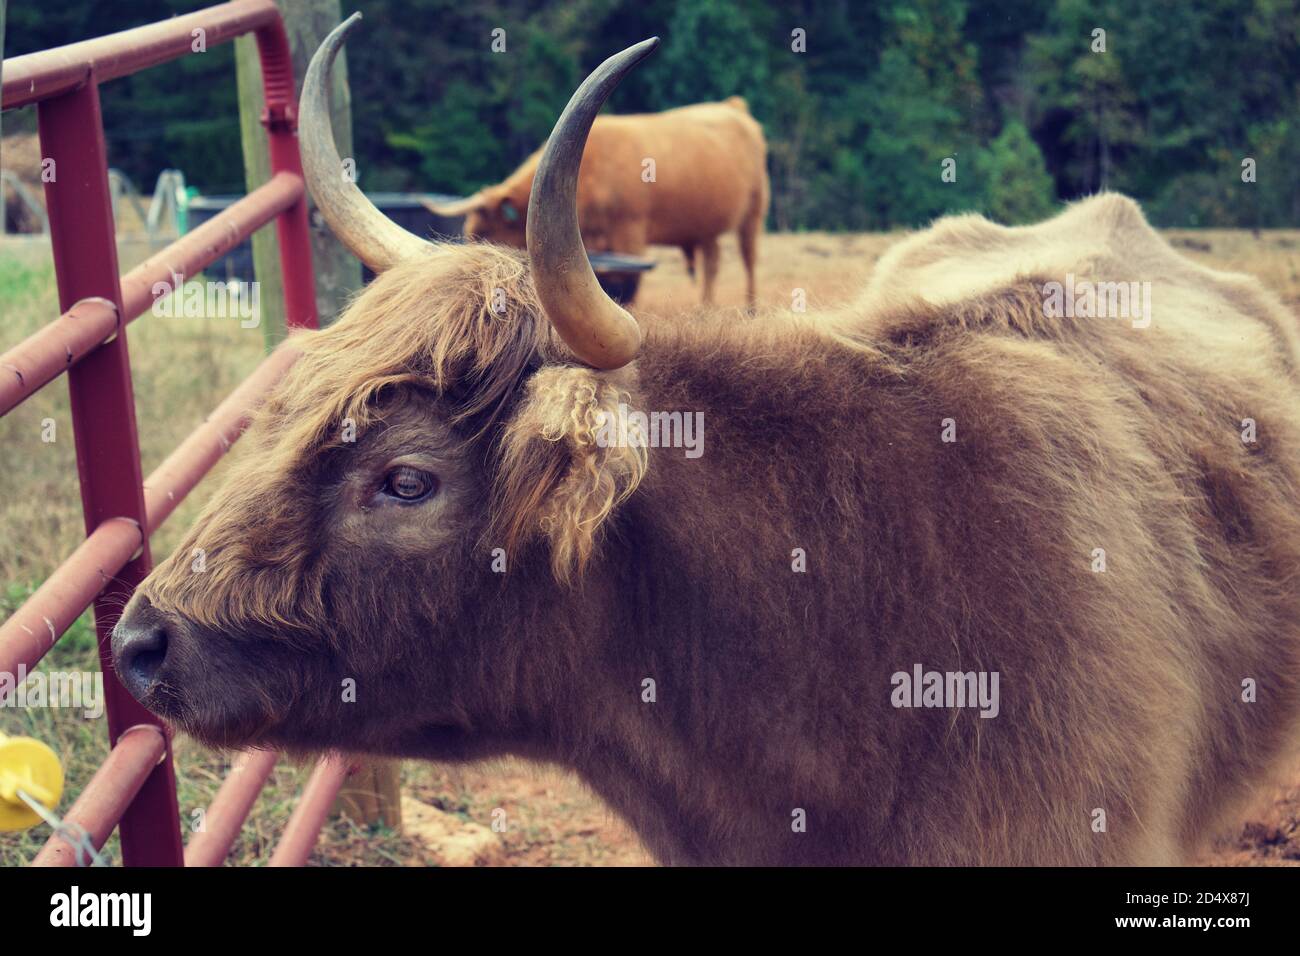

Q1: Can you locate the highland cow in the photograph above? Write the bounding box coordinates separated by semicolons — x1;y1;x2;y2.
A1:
113;17;1300;866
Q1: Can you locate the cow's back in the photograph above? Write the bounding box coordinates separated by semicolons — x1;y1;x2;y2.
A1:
849;194;1300;860
576;101;768;247
629;194;1300;863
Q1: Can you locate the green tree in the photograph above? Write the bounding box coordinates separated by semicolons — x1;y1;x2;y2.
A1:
1025;0;1141;196
386;80;508;196
810;0;984;229
6;0;1295;231
973;121;1057;224
647;0;769;112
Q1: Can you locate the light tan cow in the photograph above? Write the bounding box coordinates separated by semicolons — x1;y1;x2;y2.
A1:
431;97;769;307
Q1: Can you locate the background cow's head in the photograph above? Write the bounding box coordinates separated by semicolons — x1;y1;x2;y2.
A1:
429;184;531;248
111;15;656;759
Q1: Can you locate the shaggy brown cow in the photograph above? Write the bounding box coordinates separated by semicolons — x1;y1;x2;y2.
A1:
429;96;768;307
112;19;1300;866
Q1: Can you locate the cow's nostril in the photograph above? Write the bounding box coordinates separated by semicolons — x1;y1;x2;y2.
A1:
111;621;169;701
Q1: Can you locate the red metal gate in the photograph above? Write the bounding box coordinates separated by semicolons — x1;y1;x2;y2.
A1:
1;0;355;866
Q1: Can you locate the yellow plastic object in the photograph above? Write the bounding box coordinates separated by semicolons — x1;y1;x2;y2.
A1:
0;732;64;831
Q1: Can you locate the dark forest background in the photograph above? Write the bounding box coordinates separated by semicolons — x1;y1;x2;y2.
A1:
5;0;1299;230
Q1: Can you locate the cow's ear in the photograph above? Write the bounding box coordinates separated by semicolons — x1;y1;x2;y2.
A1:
498;197;520;223
492;366;646;582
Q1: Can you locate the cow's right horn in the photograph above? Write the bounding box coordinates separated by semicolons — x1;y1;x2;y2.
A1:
299;13;433;272
527;38;659;370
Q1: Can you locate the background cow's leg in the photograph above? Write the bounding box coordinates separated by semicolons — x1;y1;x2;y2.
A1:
682;243;696;280
700;237;720;305
738;214;761;309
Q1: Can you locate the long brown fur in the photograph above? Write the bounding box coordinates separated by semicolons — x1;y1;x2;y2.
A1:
122;194;1300;865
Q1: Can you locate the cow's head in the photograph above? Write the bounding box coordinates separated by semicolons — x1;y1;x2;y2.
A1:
428;185;531;248
111;14;656;758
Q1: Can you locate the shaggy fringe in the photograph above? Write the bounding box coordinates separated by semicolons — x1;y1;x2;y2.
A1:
147;242;648;632
491;367;648;582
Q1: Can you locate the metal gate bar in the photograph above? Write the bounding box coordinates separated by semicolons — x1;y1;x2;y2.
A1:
1;0;330;866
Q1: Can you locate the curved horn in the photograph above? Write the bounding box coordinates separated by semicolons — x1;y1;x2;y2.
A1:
299;13;432;272
527;38;659;370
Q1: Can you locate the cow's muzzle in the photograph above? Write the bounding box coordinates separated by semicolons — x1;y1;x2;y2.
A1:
111;594;174;704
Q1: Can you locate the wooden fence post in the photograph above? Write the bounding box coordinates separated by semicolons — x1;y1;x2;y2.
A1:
333;760;404;833
235;0;362;346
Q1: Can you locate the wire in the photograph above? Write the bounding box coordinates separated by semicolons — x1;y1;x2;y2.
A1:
17;789;108;867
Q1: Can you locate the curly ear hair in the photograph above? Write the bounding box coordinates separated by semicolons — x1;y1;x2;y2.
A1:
491;366;647;583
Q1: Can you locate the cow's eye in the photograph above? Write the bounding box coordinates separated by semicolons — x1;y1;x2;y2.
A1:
381;466;437;502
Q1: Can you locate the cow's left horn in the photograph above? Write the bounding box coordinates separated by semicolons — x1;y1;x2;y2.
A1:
300;13;434;272
527;38;659;370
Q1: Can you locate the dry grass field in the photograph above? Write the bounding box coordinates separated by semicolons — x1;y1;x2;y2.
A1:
2;224;1299;866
